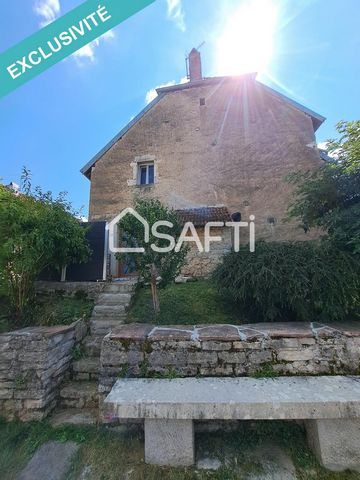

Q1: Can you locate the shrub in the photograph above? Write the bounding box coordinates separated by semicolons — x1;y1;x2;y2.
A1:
213;241;360;322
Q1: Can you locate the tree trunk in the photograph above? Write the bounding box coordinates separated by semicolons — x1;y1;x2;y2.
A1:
150;264;160;314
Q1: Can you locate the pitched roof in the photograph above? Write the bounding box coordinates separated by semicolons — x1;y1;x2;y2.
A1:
175;206;231;226
81;75;325;179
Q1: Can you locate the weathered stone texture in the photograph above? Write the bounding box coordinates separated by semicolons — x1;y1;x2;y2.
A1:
35;281;106;299
88;77;323;276
0;320;88;421
99;322;360;400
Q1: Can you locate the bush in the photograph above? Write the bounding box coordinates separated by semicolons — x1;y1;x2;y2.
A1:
213;241;360;322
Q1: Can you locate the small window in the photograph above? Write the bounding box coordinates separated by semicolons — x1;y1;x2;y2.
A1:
200;97;205;106
138;163;154;185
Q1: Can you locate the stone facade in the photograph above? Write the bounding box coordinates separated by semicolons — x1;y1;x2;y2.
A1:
99;322;360;399
181;227;232;277
86;75;323;245
0;320;88;421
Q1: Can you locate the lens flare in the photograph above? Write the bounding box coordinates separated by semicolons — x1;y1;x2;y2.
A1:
215;0;278;75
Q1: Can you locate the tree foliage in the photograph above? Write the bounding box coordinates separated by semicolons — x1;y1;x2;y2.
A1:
0;170;90;319
116;198;188;312
287;120;360;254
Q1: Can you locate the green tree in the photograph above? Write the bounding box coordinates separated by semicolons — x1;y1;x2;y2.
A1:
0;170;90;320
116;199;188;313
287;120;360;254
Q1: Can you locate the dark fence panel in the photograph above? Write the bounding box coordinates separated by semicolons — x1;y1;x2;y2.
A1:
38;221;106;282
66;221;106;281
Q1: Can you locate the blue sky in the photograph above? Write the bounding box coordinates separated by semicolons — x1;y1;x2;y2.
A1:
1;0;359;217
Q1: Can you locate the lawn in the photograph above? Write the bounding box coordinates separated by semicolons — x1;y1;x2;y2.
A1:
127;280;244;325
0;419;359;480
0;293;94;334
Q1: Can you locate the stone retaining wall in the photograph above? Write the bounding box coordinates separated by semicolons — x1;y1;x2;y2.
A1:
35;281;106;299
99;322;360;398
0;320;88;421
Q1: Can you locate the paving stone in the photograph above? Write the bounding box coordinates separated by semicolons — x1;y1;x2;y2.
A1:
18;440;79;480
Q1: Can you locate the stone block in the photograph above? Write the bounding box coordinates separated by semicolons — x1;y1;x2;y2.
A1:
201;341;232;351
277;349;315;362
144;419;194;466
306;419;360;472
248;350;273;364
148;351;188;366
218;351;246;363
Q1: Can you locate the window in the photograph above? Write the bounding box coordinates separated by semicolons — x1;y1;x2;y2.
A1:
138;163;154;185
200;97;205;106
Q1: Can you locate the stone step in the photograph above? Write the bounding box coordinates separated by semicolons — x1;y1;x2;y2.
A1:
104;282;137;294
50;408;98;427
59;381;98;409
92;305;126;316
72;357;100;380
90;318;125;336
98;293;132;306
83;335;103;357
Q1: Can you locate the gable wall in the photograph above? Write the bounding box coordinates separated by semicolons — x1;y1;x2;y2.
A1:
88;77;322;241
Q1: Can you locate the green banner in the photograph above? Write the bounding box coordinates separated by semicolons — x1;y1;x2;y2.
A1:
0;0;155;98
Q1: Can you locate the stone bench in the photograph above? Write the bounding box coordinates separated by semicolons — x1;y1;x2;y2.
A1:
105;376;360;471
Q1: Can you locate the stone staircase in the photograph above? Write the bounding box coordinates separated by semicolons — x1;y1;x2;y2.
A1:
52;279;137;425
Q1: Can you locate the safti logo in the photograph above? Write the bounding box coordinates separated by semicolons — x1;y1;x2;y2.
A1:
106;207;255;254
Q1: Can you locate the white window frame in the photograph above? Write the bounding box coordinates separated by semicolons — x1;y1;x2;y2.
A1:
137;162;154;186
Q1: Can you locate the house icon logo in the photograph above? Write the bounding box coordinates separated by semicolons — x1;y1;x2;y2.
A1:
106;207;149;253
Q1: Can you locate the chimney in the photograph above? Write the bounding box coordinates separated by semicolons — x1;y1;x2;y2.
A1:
188;48;202;82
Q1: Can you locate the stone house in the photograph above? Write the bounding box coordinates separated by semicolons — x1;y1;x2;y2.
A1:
81;48;326;277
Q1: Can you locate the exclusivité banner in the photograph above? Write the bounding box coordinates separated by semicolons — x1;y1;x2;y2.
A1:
0;0;155;98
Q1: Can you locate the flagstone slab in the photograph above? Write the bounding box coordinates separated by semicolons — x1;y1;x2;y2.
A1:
18;441;79;480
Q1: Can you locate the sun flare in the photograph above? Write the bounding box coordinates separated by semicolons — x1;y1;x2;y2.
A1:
215;0;278;76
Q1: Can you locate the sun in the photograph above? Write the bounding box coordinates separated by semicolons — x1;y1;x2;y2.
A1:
215;0;278;76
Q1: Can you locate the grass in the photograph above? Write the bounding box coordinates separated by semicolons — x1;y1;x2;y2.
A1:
0;292;94;334
127;280;244;325
0;419;359;479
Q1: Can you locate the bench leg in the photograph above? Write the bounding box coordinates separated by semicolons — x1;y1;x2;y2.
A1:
144;419;194;466
306;419;360;472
